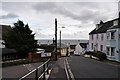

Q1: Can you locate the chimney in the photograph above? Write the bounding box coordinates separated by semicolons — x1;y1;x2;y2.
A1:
95;24;99;30
96;20;103;30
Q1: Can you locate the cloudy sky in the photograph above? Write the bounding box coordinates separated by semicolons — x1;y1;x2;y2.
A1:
0;0;120;40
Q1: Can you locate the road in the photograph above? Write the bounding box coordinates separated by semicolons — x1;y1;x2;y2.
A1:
2;56;120;80
67;56;120;79
2;62;43;79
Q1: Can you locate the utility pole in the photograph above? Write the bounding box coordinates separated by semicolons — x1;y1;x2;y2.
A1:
55;18;57;60
60;31;61;54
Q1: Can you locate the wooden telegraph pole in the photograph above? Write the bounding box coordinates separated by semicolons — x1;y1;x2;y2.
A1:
55;18;57;60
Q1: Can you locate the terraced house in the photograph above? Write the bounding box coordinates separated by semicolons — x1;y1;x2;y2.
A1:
89;10;120;62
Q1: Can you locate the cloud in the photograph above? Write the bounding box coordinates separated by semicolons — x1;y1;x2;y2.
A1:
33;2;90;22
0;13;19;19
33;2;117;24
0;2;118;39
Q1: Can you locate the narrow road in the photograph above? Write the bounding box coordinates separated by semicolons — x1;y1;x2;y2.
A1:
2;62;43;79
67;56;120;79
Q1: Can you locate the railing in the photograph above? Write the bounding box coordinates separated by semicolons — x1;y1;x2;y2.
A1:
19;59;50;80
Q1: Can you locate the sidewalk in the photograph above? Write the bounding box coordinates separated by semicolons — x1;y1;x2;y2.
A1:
49;57;67;80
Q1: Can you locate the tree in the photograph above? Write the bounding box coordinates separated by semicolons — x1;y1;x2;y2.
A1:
3;20;38;58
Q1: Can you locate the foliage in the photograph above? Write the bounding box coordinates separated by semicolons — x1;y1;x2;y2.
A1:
3;20;38;58
84;51;95;55
84;51;107;61
96;51;107;61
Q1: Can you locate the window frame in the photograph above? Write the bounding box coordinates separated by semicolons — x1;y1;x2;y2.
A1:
101;34;104;41
91;43;93;50
91;35;94;40
111;47;115;56
111;32;115;40
100;45;103;51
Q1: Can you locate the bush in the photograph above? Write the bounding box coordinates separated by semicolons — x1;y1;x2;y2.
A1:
96;51;107;61
84;51;93;55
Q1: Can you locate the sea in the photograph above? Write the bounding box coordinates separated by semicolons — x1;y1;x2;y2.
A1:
37;39;89;45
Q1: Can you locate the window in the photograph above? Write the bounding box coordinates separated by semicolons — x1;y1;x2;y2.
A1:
107;32;110;40
111;32;115;40
107;47;110;55
101;34;104;41
96;34;99;40
91;35;94;40
91;43;93;50
111;47;115;56
100;45;103;51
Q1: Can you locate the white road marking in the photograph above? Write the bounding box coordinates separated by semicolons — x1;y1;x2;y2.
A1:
64;57;75;80
64;57;70;80
66;57;75;80
23;64;35;71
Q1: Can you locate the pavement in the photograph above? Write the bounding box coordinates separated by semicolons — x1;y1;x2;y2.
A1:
67;55;120;80
49;57;67;80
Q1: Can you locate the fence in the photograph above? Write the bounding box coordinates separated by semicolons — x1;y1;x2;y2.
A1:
19;59;50;80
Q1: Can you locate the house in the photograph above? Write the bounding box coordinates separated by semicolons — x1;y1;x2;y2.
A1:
69;45;76;54
89;20;109;53
39;44;55;58
80;43;89;53
106;19;120;62
57;43;68;57
74;43;83;56
89;11;120;62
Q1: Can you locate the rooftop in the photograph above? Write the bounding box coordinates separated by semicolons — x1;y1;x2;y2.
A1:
89;18;119;34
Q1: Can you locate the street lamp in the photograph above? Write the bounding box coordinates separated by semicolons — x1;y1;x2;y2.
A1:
59;27;65;56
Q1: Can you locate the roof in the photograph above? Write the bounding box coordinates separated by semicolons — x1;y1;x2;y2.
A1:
80;43;88;48
89;18;119;34
2;48;17;55
0;25;12;40
70;45;76;49
49;43;68;48
57;43;68;48
39;45;55;52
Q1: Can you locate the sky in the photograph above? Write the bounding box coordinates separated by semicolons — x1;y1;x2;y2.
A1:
0;0;120;40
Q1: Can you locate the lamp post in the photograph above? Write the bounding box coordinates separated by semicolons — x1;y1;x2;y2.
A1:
59;27;65;56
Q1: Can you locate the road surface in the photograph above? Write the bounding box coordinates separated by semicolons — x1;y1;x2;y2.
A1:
67;56;120;79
